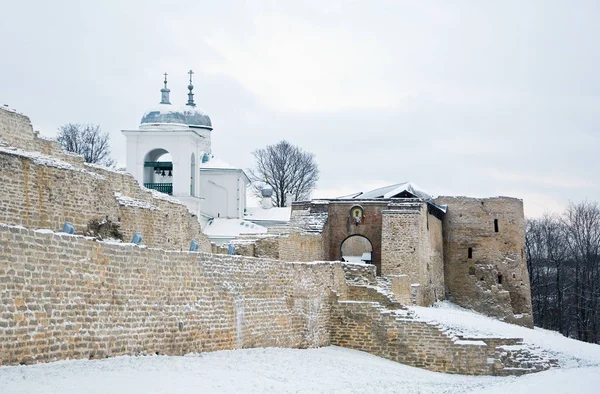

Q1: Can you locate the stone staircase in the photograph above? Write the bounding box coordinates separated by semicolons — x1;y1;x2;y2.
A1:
490;344;559;376
332;274;555;376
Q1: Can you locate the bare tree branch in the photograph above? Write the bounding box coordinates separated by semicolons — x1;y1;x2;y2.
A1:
57;123;115;167
249;140;319;207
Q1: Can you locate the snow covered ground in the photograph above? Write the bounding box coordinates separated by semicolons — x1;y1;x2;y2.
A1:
1;303;598;394
0;347;598;394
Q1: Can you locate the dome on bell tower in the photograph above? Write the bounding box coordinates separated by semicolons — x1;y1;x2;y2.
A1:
139;71;212;130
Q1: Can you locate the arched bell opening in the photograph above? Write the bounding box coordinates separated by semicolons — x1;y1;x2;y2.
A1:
144;148;173;195
340;235;373;265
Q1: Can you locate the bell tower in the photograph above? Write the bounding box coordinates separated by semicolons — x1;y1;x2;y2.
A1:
121;71;213;217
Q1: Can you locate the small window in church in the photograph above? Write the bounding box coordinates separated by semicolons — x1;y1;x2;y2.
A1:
468;247;473;259
494;219;499;233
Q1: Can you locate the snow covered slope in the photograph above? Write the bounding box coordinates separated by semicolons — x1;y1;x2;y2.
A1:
409;302;600;369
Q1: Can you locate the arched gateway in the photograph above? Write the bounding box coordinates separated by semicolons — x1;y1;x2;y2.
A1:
341;235;373;264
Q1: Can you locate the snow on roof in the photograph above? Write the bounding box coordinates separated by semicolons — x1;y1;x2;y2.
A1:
341;182;447;213
244;206;291;223
348;182;429;200
198;154;238;170
336;192;363;199
202;218;268;238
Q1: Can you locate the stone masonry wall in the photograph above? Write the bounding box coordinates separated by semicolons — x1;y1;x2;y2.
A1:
380;202;444;305
0;151;208;252
0;107;210;252
0;224;351;366
0;108;37;152
0;107;84;166
213;231;324;262
435;196;533;327
330;301;489;375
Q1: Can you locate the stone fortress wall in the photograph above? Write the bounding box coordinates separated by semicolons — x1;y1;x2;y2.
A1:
1;224;545;375
287;195;533;326
0;107;210;252
435;196;533;327
0;106;543;375
0;224;346;366
381;201;445;306
212;228;325;262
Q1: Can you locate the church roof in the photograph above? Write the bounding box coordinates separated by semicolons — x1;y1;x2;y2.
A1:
198;154;238;170
198;153;250;184
140;72;212;129
140;104;212;129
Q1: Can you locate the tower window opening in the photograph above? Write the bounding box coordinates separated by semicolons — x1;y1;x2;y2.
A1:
498;273;503;285
494;219;499;233
468;247;473;259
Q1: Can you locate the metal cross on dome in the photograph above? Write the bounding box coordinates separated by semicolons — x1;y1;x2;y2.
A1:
188;69;194;84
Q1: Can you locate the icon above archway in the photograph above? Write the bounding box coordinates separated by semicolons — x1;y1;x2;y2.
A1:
350;205;364;225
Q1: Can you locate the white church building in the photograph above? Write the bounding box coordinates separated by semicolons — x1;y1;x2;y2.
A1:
122;72;287;244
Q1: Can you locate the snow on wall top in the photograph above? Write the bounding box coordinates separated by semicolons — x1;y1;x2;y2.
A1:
114;192;159;211
0;105;25;115
0;146;105;180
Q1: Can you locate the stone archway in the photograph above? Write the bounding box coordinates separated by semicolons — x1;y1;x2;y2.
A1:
340;235;373;264
143;148;173;195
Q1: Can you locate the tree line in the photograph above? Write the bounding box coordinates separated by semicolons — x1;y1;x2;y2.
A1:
526;201;600;344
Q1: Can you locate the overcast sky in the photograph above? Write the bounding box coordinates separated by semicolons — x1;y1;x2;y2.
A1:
1;0;599;216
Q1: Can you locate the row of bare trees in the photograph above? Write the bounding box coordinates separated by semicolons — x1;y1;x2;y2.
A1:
526;201;600;343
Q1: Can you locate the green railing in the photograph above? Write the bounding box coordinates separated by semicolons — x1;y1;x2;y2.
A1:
144;161;173;170
144;183;173;195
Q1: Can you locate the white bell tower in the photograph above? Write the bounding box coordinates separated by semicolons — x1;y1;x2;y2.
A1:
121;71;213;217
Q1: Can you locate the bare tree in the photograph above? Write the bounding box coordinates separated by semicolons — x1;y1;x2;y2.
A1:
249;140;319;207
57;123;115;167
